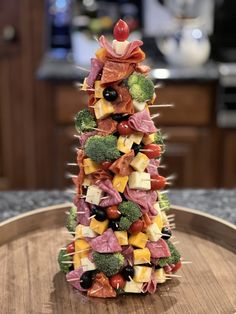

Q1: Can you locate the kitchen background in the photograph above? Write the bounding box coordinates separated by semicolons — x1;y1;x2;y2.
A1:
0;0;236;190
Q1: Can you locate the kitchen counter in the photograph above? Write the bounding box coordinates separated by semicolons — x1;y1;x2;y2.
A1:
0;189;235;224
37;54;219;82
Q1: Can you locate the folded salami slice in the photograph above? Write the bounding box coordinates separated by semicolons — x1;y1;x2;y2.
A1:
142;272;157;294
87;58;104;87
66;267;87;292
109;150;134;176
146;159;160;176
97;179;122;207
101;61;134;85
74;198;90;226
90;228;122;253
128;109;157;134
146;239;171;259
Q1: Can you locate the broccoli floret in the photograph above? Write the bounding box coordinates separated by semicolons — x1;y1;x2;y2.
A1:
66;205;77;232
119;216;132;231
127;73;154;102
75;109;96;133
158;192;171;211
85;135;121;163
58;249;72;273
158;240;181;267
154;130;165;153
92;252;124;277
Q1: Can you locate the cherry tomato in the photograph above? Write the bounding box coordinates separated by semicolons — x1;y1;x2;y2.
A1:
150;174;166;190
101;161;112;170
106;206;121;220
142;144;162;159
117;121;133;136
66;242;75;254
172;261;182;273
109;274;126;289
113;19;129;41
128;220;144;234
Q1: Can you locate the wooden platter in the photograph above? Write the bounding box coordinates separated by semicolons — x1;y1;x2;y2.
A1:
0;203;235;314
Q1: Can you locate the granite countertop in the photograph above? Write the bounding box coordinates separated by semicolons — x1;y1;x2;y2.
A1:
0;189;235;224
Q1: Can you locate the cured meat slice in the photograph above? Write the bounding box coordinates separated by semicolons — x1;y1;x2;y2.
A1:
91;169;112;181
87;272;116;298
97;179;122;207
124;186;157;216
74;198;90;226
66;267;87;292
112;84;134;114
121;245;134;266
97;118;118;135
109;150;134;176
146;159;160;176
87;58;104;87
90;228;122;253
79;131;97;147
135;64;151;75
101;61;134;85
142;271;157;294
128;109;157;134
146;239;171;259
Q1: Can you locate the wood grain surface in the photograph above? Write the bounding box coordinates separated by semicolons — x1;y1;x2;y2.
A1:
0;204;235;314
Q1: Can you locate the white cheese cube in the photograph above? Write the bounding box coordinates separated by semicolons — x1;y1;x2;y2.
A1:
112;39;129;55
124;281;143;293
130;152;149;172
154;268;166;284
75;225;97;239
133;266;152;282
80;257;96;271
117;135;133;154
85;185;103;205
133;100;146;112
153;202;161;212
128;172;151;190
146;223;162;242
129;132;143;145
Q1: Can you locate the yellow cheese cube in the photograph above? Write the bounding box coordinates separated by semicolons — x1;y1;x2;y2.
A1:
83;158;100;175
124;281;143;293
154;268;166;284
94;80;104;98
75;224;97;239
85;185;103;205
94;98;114;120
74;239;90;258
129;132;143;144
73;253;81;269
80;78;88;91
142;133;155;145
130;153;149;172
153;213;163;231
114;231;128;246
161;211;168;226
133;100;146;112
146;223;162;242
80;257;96;271
90;218;109;235
128;171;151;190
117;135;133;154
133;248;151;265
112;175;129;193
128;232;148;249
133;266;152;282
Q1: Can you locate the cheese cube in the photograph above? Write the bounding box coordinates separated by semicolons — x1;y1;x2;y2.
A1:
112;175;129;193
81;78;88;91
85;185;103;205
154;202;161;212
94;80;104;98
83;158;100;175
128;172;151;190
146;223;162;242
80;257;96;271
94;98;114;120
153;213;163;231
74;239;90;258
124;281;143;293
75;224;97;239
154;268;166;284
133;100;146;112
73;253;81;269
114;231;128;246
133;248;151;265
133;266;152;282
112;39;129;55
90;218;109;235
142;133;155;145
129;132;143;145
130;153;149;172
117;135;133;154
82;176;92;187
129;232;148;249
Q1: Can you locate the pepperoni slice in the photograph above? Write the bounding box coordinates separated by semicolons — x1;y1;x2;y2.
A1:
87;272;116;298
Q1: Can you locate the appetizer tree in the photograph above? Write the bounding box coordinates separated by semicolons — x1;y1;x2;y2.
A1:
58;19;181;298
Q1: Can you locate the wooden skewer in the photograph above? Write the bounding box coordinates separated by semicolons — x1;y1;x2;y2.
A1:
67;278;83;282
160;206;171;211
89;287;103;295
76;65;90;72
63;248;91;257
77;211;85;214
90;127;109;133
160;190;170;194
60;247;67;251
67;163;78;166
151;113;160;119
65;173;77;179
89;214;96;220
61;261;74;264
166;214;175;218
166;274;182;278
149;103;174;108
181;261;192;264
154;83;163;89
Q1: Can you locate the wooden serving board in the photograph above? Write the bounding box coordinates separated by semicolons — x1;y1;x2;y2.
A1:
0;204;235;314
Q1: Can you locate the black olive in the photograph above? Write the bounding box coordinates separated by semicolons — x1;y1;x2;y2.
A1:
121;265;134;281
103;86;118;101
161;227;172;240
91;206;107;222
111;113;129;122
132;143;142;155
108;220;120;231
80;271;93;289
154;265;161;270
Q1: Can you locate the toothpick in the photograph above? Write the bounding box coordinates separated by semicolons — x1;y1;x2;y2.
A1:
67;163;78;166
116;283;120;290
74;135;80;139
160;190;169;194
76;65;90;72
67;278;83;282
166;214;175;218
154;83;163;89
61;261;74;264
90;127;109;133
77;211;85;214
149;103;174;108
63;248;91;257
89;214;96;220
181;261;192;264
89;286;103;295
166;274;182;278
65;173;77;179
151;113;160;119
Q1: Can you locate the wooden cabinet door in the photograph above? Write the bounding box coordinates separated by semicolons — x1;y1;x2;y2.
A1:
222;131;236;187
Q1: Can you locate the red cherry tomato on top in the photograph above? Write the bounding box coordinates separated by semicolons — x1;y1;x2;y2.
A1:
142;144;162;159
128;219;144;235
172;261;182;273
150;174;166;190
106;206;121;220
109;274;126;289
101;161;112;171
117;121;133;136
66;242;75;254
113;19;129;41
